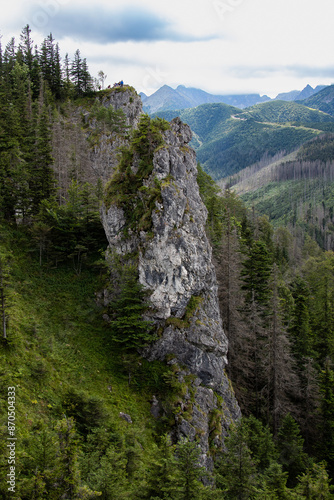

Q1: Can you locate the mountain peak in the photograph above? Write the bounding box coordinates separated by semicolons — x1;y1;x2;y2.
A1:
142;84;270;113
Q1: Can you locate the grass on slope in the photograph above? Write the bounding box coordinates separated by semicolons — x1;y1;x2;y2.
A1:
0;225;170;495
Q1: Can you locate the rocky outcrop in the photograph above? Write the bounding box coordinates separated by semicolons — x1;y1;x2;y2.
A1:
89;87;143;183
101;108;240;467
100;86;143;129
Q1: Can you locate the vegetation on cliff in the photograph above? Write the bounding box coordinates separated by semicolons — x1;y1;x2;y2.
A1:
0;25;334;498
104;114;170;233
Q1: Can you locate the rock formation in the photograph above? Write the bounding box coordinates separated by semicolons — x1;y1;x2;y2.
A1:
101;89;240;467
88;87;143;183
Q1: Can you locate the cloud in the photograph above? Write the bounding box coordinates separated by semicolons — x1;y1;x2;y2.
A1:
230;65;334;80
24;4;213;43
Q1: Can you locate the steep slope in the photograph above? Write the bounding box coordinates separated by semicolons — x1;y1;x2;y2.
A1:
101;115;240;467
52;85;144;199
225;134;334;250
300;84;334;116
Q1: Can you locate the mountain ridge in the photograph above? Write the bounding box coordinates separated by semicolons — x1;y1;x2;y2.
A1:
142;84;270;114
141;83;327;114
154;100;334;179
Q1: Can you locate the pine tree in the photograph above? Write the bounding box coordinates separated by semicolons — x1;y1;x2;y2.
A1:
19;25;33;74
0;75;29;221
289;275;313;360
215;420;261;499
277;414;308;488
174;438;207;500
71;49;90;96
81;58;92;94
293;462;334;499
143;434;179;499
241;240;272;308
320;362;334;477
108;264;155;349
84;445;128;499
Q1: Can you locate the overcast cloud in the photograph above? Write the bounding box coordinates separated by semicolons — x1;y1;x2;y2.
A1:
23;4;215;43
1;0;334;97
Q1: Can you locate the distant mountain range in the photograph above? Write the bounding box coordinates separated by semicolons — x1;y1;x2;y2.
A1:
141;84;327;114
274;84;326;102
153;91;334;179
140;85;271;114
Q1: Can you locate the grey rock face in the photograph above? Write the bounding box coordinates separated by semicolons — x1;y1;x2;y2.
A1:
102;115;240;465
89;87;143;183
101;87;143;129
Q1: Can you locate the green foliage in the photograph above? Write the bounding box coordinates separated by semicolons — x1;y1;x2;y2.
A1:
320;363;334;477
86;101;128;147
104;114;170;233
34;180;107;269
143;434;179;499
174;438;208;500
240;240;273;307
0;224;167;498
166;295;203;330
62;388;107;437
277;414;309;487
156;101;328;179
197;164;244;246
244;100;334;125
297;134;334;162
108;263;155;349
300;84;334;117
215;419;262;498
293;462;334;499
288;276;314;359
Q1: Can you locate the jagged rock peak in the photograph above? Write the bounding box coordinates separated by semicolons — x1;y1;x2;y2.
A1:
101;111;240;467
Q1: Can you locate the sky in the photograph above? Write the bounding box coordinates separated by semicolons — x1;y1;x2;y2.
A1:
1;0;334;98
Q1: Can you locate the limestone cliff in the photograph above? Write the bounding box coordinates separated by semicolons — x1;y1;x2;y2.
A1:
87;86;143;183
101;98;240;467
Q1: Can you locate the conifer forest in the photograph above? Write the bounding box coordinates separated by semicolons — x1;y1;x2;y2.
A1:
1;26;334;499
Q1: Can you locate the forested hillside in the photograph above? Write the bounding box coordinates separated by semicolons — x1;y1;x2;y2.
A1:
300;84;334;117
225;134;334;251
154;100;334;179
1;25;334;499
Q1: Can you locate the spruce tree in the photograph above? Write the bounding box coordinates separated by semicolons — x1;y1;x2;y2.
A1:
108;264;155;349
19;25;33;75
174;438;207;500
241;240;272;308
320;362;334;477
277;414;308;488
215;420;262;499
143;434;179;499
289;275;313;360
